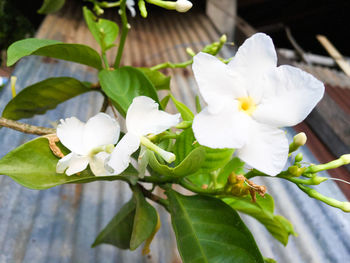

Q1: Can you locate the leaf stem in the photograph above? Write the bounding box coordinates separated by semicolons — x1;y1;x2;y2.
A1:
150;59;193;71
114;0;129;68
0;117;55;135
102;52;109;68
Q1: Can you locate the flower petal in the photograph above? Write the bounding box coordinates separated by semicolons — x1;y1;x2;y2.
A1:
90;152;111;177
107;133;140;175
62;154;89;176
126;0;136;17
192;103;250;149
126;96;180;136
237;122;289;176
56;152;74;174
228;33;277;75
83;113;120;152
192;52;246;113
57;117;85;155
253;65;325;127
228;33;277;102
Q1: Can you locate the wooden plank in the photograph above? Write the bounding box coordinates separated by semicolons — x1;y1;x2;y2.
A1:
316;34;350;77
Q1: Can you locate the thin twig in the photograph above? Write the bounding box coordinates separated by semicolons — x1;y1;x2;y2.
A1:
0;117;55;135
137;183;169;211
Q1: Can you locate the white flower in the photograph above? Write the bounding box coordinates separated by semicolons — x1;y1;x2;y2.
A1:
175;0;193;12
56;113;120;176
126;0;136;17
107;96;180;175
192;33;324;176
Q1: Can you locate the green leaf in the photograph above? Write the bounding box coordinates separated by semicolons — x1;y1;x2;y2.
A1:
83;7;119;52
173;128;195;165
92;198;136;249
160;95;170;109
0;137;138;190
166;189;264;263
99;67;159;117
7;38;102;69
2;77;93;120
148;146;206;178
38;0;65;14
170;94;194;121
92;185;157;250
223;194;297;246
138;68;171;90
130;185;158;250
188;147;234;186
217;157;245;186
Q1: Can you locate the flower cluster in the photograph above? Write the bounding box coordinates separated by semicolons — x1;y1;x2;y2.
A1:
56;96;180;176
56;33;324;177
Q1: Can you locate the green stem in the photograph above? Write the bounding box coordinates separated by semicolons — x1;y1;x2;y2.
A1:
114;0;129;68
297;184;350;212
245;169;327;185
99;1;121;8
304;154;350;174
145;0;176;10
102;52;109;68
150;59;193;71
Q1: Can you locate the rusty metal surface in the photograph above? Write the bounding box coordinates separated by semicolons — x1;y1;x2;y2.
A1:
0;3;349;263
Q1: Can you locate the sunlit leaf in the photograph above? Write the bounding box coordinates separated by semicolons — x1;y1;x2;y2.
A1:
0;137;138;189
138;68;171;90
7;38;102;69
223;194;297;245
83;7;119;52
148;146;206;178
99;67;159;117
170;94;194;121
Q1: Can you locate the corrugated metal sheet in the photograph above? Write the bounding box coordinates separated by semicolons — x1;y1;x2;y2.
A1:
0;3;349;263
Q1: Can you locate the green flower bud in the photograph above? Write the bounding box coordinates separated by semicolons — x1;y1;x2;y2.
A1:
295;153;303;163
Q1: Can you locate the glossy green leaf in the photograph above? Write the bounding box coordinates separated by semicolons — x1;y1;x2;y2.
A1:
130;185;158;250
99;67;160;117
7;38;102;69
83;7;119;52
92;198;136;249
223;194;297;246
38;0;65;14
138;68;171;90
188;147;234;186
2;77;93;120
166;189;264;263
148;146;206;178
170;94;194;121
0;137;138;190
173;128;195;166
92;185;157;250
217;157;245;186
160;95;170;109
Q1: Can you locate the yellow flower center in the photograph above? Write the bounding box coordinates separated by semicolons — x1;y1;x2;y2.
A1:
237;97;256;116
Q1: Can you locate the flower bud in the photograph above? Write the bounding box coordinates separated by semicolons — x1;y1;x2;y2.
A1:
294;132;307;146
289;132;307;153
340;154;350;165
295;153;303;163
175;0;193;12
